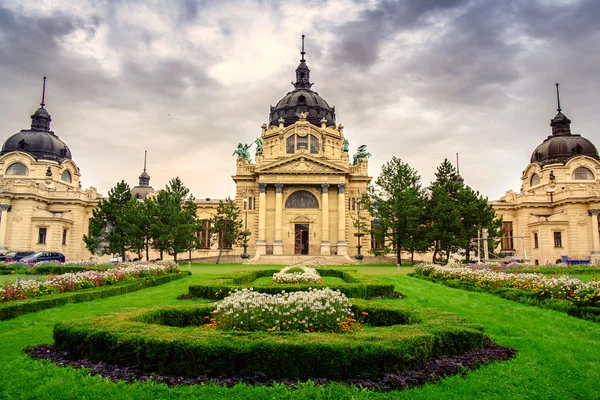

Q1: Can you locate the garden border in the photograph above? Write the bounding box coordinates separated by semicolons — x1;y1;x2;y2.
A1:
187;268;394;299
0;272;191;321
411;273;600;323
52;300;484;380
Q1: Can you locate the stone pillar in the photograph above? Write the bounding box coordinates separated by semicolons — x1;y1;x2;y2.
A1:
256;183;267;255
337;184;347;255
320;184;331;255
589;209;600;265
273;183;284;255
0;204;11;250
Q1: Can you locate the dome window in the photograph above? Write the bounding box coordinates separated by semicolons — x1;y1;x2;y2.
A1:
6;162;29;176
298;95;307;104
310;134;319;154
530;173;541;186
286;135;295;154
572;167;594;180
18;139;28;150
297;135;308;150
61;170;72;183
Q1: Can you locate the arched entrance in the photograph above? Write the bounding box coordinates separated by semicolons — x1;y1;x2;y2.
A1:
295;223;309;254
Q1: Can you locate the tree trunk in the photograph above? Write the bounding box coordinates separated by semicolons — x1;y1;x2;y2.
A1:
121;250;126;263
160;249;163;260
145;236;149;261
396;241;402;265
465;240;471;262
411;250;415;265
174;252;178;262
189;248;192;262
433;241;439;263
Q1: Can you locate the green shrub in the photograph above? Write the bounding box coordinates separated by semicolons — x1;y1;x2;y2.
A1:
188;269;394;300
53;301;483;380
0;272;190;321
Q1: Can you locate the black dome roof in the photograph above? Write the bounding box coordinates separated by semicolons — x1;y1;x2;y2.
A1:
1;78;72;162
530;110;599;165
269;36;336;128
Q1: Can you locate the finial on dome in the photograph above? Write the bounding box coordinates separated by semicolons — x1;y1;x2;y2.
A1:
143;150;147;172
41;76;47;108
301;34;306;62
556;83;561;112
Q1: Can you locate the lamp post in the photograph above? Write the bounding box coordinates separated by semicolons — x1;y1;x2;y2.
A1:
355;188;364;262
241;191;250;259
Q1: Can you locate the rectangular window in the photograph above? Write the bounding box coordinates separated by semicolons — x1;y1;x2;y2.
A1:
286;135;295;154
38;227;47;244
533;232;538;249
198;220;211;249
296;135;308;150
501;222;514;250
554;232;562;248
62;229;68;245
310;135;319;154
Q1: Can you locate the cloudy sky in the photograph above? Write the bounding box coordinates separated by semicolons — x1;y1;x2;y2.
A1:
1;0;599;200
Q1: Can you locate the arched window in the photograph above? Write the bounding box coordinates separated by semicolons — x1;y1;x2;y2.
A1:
298;95;306;104
61;170;72;183
530;173;541;186
6;162;29;176
310;134;319;154
296;135;308;150
572;167;594;180
286;135;295;154
285;190;319;208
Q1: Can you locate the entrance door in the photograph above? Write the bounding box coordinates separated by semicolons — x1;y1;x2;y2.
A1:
294;224;309;255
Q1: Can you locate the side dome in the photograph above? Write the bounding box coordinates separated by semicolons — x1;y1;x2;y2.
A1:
1;129;72;162
1;77;72;162
268;35;336;128
530;85;599;165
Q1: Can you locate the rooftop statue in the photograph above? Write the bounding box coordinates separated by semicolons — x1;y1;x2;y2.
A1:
353;145;371;165
341;139;349;153
255;137;264;156
233;142;252;163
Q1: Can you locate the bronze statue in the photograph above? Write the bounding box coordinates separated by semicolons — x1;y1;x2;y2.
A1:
341;139;349;153
255;138;264;156
352;145;371;165
233;143;252;163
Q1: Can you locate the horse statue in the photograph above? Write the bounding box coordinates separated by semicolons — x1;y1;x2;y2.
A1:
353;145;371;165
254;137;264;156
341;139;349;153
233;142;252;163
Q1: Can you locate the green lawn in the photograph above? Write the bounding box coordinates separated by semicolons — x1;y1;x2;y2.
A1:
0;263;599;399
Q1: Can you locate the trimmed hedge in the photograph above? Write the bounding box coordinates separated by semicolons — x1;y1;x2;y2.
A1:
28;265;110;274
412;273;600;323
188;268;394;300
53;302;484;380
507;266;600;275
0;272;191;321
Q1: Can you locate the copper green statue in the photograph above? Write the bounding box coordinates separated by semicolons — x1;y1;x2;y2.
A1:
255;137;264;156
341;139;349;153
233;143;252;163
352;145;371;165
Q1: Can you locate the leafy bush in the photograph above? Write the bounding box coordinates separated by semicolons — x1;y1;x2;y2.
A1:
53;302;484;380
188;269;394;300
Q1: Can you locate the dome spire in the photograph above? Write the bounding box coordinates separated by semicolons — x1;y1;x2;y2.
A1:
41;75;47;108
293;34;312;89
550;82;571;136
30;76;52;132
139;150;150;186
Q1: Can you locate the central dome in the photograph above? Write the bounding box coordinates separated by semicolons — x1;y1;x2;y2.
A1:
269;36;336;128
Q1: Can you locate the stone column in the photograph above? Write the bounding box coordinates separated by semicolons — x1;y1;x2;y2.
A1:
273;183;284;255
320;184;331;255
256;183;267;255
336;184;347;255
0;204;11;250
589;209;600;265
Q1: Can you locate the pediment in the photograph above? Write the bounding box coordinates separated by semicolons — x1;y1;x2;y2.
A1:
257;155;348;174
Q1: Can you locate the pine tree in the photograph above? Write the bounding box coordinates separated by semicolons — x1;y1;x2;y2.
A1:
83;180;139;260
210;198;243;264
364;157;428;264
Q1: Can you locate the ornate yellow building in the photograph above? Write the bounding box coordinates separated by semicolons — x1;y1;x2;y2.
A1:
0;78;100;260
493;87;600;265
232;40;372;258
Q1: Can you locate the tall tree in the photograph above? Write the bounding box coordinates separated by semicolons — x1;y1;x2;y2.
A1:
364;157;428;265
83;180;139;260
165;177;200;262
427;159;464;263
210;198;243;264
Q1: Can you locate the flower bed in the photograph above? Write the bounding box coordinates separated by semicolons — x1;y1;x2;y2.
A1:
1;262;179;303
188;268;395;300
272;265;323;284
210;288;356;333
52;301;484;380
413;264;600;322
